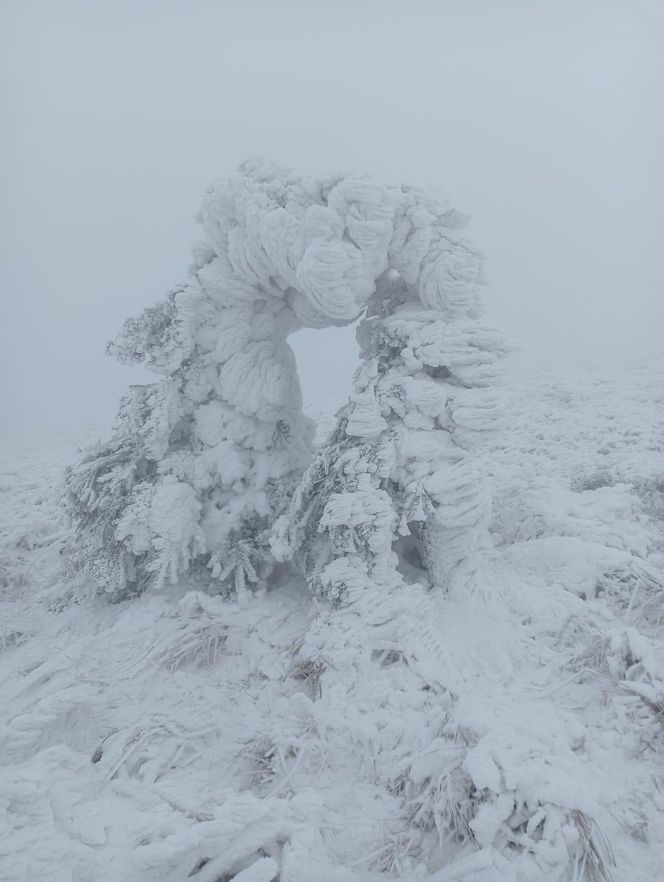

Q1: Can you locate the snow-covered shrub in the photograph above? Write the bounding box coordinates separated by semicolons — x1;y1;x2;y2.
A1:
65;160;505;599
571;470;615;493
391;719;616;881
390;724;481;848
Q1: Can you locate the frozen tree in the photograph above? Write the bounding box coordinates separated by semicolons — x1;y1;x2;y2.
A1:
272;193;507;602
65;160;505;599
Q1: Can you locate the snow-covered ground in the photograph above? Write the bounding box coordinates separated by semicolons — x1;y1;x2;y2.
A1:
1;360;663;881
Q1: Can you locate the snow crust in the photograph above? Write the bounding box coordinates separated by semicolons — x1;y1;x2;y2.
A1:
2;361;664;881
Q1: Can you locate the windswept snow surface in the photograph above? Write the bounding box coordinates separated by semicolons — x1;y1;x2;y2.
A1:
1;361;664;881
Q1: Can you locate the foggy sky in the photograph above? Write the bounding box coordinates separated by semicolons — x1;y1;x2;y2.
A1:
2;0;663;448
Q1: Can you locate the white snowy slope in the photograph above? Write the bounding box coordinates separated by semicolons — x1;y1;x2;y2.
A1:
1;360;663;882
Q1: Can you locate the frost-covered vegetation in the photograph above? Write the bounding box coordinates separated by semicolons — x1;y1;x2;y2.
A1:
2;163;663;881
2;362;664;881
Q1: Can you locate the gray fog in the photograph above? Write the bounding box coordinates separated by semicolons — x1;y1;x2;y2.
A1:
2;0;663;447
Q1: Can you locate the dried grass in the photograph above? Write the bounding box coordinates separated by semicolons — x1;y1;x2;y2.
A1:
157;619;227;672
291;658;325;700
96;717;213;786
244;736;280;789
0;627;30;652
568;810;615;882
594;562;664;630
155;594;228;672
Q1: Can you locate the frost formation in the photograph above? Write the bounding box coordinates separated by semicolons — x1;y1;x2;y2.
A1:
66;160;506;599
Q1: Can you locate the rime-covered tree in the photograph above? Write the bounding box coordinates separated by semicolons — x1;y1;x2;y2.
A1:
272;202;506;603
65;160;505;599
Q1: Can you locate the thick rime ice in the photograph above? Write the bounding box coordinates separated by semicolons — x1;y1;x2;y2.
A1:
65;160;506;600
